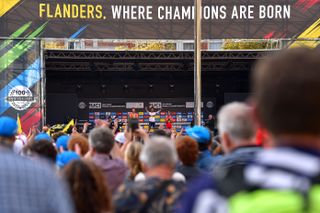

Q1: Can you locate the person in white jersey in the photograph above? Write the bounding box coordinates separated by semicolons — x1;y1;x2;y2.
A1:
146;106;161;132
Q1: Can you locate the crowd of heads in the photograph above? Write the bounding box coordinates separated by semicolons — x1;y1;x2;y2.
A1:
0;47;319;212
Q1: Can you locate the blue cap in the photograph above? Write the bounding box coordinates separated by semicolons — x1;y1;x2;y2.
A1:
56;135;70;151
0;116;18;137
56;151;80;168
34;133;51;142
186;126;211;144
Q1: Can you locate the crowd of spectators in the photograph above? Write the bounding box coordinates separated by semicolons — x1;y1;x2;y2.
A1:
0;47;319;212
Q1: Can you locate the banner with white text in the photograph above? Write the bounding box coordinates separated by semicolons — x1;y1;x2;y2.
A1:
0;0;319;39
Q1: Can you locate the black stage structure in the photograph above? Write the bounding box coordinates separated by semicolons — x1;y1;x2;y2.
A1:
45;50;274;125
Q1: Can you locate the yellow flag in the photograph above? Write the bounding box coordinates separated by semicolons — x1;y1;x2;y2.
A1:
62;119;74;132
17;115;22;134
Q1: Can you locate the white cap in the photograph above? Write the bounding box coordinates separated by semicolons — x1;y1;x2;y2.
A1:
13;134;27;155
115;132;126;144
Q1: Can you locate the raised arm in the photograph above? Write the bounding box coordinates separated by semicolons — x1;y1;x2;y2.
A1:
82;122;89;133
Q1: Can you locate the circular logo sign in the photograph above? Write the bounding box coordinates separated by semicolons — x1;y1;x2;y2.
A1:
78;102;86;109
206;101;214;108
6;86;35;111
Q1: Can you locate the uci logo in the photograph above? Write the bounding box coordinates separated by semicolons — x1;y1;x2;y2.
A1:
89;102;102;109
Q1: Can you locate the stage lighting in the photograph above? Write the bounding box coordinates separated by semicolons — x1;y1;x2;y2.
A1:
169;84;175;92
148;84;154;92
123;84;129;93
101;84;107;94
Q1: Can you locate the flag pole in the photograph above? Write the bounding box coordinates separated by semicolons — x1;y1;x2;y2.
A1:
194;0;202;125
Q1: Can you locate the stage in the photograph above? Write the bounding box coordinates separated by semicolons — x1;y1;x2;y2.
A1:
45;50;271;127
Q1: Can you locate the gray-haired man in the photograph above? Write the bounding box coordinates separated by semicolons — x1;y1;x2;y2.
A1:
213;102;260;177
114;137;185;213
218;102;258;153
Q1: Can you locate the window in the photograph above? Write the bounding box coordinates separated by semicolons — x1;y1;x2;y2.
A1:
209;40;223;50
183;43;194;50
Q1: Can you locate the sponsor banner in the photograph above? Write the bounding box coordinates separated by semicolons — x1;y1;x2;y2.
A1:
126;102;144;109
77;98;215;130
186;102;205;108
0;0;319;39
0;38;43;133
0;24;87;132
148;102;162;109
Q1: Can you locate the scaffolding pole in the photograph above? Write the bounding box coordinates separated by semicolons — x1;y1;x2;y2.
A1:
194;0;202;125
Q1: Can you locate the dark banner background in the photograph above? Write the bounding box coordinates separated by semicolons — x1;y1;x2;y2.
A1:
0;0;319;39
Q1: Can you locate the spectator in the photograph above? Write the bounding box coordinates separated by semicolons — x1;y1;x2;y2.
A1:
56;135;70;153
177;48;320;212
176;136;204;181
68;135;89;157
114;137;185;213
212;102;260;192
115;132;126;148
89;127;127;193
124;142;143;181
13;134;27;154
63;160;112;213
23;139;58;163
42;125;50;133
34;133;52;142
204;114;216;132
0;116;18;147
56;151;80;168
186;126;220;172
210;137;224;156
81;132;89;139
52;131;66;142
217;102;258;155
0;116;74;212
150;129;170;138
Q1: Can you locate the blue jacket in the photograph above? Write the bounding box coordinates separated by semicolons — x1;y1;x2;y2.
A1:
196;150;221;172
212;146;261;174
